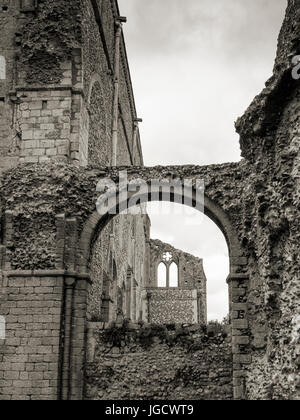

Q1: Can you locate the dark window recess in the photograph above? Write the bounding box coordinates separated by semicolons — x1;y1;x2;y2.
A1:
2;6;8;11
0;97;5;103
42;100;47;110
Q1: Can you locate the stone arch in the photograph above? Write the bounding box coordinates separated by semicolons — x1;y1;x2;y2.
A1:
78;190;246;276
75;173;249;401
87;73;110;165
157;261;167;287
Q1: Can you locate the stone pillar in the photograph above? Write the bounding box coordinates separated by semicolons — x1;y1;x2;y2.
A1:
227;273;250;400
0;271;65;401
69;277;90;400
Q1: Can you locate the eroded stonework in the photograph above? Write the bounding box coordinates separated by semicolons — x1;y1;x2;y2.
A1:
235;0;300;400
85;322;233;401
0;0;299;401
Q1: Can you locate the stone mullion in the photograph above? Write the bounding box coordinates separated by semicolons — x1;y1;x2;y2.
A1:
166;262;170;288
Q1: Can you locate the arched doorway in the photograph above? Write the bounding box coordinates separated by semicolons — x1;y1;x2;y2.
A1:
67;175;249;401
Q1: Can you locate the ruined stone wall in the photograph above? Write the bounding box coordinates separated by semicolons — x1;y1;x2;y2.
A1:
0;143;296;399
0;0;23;171
85;322;233;400
0;160;248;399
0;1;83;168
235;0;300;400
147;239;207;324
0;0;298;401
0;0;148;400
0;0;143;170
0;162;246;272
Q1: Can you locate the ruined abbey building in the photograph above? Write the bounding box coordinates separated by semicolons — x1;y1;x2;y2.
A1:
0;0;299;401
147;239;207;325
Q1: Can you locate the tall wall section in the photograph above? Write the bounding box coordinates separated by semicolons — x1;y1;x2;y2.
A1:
0;0;143;170
0;0;149;400
235;0;300;400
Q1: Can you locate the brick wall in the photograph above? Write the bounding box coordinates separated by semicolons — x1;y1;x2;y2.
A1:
0;273;64;400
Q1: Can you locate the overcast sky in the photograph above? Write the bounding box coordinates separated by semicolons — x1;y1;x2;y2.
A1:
118;0;287;320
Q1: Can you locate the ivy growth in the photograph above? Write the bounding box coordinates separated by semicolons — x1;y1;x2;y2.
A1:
101;320;132;348
99;321;224;351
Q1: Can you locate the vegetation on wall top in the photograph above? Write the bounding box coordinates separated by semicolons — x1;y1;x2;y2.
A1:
99;319;228;350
